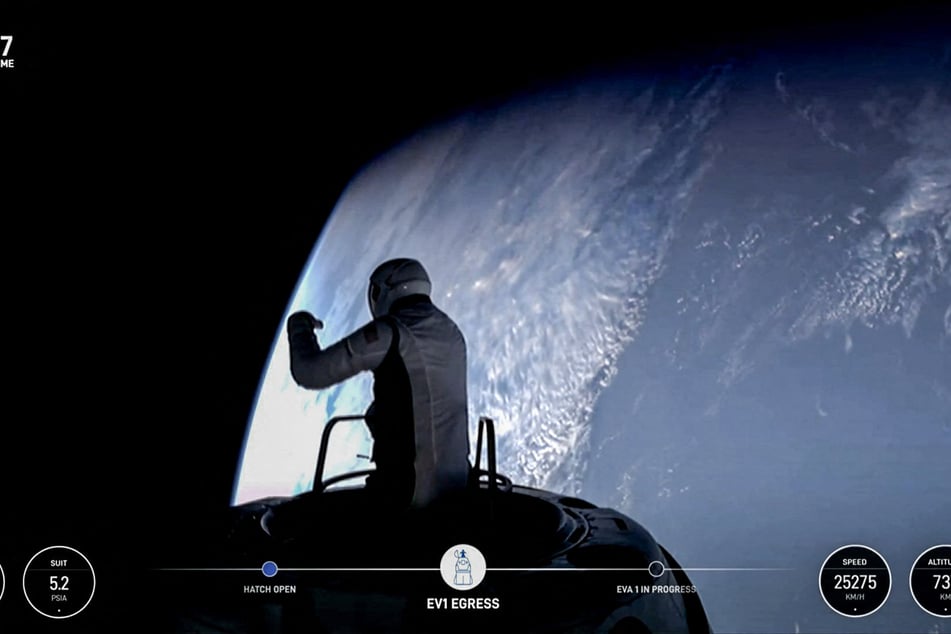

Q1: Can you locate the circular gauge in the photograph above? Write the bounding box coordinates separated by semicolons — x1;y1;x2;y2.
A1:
22;545;96;619
909;544;951;618
819;544;891;617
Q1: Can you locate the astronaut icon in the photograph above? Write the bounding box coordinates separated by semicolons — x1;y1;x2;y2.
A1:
440;544;486;590
453;549;473;586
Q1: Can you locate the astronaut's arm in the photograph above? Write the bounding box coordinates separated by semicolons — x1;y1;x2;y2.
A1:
287;313;394;390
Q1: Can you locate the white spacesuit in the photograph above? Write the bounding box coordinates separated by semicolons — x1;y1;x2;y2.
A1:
453;550;473;586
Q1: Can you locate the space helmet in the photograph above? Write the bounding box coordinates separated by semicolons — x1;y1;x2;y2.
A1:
368;258;432;318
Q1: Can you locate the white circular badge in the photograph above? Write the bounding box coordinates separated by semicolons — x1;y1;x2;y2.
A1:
440;544;487;591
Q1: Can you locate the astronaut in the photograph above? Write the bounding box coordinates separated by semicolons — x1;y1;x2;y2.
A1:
453;549;473;586
286;258;471;509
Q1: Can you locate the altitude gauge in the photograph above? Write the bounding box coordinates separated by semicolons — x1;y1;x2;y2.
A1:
910;545;951;618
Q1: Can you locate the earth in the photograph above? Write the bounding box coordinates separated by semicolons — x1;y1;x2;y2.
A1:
233;24;949;634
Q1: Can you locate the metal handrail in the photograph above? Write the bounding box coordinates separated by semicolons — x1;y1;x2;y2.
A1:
320;469;376;491
314;414;504;496
475;416;498;493
313;415;369;492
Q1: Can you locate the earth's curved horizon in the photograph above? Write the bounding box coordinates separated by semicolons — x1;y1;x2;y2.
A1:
233;22;949;634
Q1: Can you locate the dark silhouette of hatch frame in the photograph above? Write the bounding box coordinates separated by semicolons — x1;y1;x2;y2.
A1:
312;414;512;494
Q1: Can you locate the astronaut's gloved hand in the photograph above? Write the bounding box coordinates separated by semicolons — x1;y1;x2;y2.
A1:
287;310;324;334
286;311;324;337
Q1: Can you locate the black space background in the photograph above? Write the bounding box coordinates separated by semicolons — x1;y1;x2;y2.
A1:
3;3;948;628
